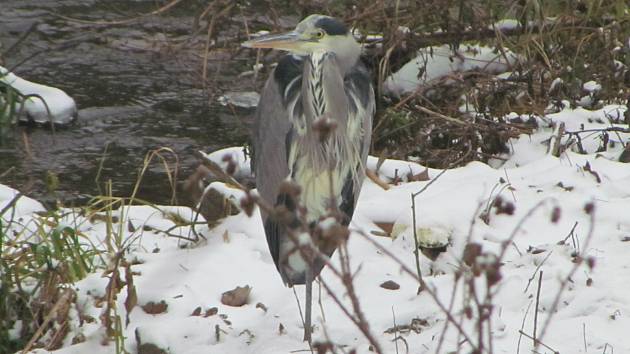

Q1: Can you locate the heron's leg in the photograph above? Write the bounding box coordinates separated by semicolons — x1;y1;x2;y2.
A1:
303;265;313;342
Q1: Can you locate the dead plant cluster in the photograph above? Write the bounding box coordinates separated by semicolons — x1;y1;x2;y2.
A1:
0;207;96;353
230;0;629;167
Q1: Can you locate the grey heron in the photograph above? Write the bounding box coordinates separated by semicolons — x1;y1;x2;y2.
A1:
243;14;374;341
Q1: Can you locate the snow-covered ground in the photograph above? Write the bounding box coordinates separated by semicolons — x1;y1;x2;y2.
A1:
2;104;629;354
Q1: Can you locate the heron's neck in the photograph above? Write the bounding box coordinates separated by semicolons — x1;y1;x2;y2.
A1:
306;51;329;118
313;36;361;76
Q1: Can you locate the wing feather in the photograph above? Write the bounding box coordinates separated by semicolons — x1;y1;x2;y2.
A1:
252;57;300;272
343;60;375;215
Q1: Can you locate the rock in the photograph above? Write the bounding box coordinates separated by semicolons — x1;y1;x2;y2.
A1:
135;328;168;354
71;333;86;345
217;91;260;108
181;165;241;227
221;285;251;307
380;280;400;290
0;65;77;125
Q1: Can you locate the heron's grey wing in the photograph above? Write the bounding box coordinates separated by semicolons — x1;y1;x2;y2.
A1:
252;56;302;277
342;60;375;221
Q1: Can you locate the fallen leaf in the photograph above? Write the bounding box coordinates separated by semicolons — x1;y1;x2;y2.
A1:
556;181;574;191
141;300;168;315
583;162;601;183
256;302;268;313
380;280;400;290
124;264;137;325
463;243;482;267
191;307;202;316
127;220;136;232
527;247;546;255
221;285;251;307
420;245;447;261
204;307;218;317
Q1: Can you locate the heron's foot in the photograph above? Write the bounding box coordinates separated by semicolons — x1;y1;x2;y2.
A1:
303;324;314;342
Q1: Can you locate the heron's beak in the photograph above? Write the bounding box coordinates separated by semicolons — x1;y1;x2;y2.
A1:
242;31;306;51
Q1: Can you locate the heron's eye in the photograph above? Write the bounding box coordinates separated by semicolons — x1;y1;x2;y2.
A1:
313;30;325;39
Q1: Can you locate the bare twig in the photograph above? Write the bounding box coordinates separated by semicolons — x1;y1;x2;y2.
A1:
516;300;533;354
533;270;543;345
518;330;559;354
523;251;552;293
366;169;391;190
547;122;566;157
537;203;596;347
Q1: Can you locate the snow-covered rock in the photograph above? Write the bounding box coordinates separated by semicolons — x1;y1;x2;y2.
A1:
0;65;77;125
217;91;260;108
384;44;519;97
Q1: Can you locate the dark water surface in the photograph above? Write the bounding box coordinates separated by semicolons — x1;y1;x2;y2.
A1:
0;0;257;207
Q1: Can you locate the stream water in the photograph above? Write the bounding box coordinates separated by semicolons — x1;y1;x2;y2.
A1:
0;0;257;207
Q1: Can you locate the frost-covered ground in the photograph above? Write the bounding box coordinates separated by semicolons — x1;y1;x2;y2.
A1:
2;103;629;354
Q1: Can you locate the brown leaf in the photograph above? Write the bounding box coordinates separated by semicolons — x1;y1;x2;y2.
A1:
124;264;138;325
556;181;574;191
464;306;473;319
408;168;430;182
551;206;561;223
256;302;268;313
240;192;256;217
420;245;447;261
494;199;515;215
583;162;601;183
584;202;595;215
127;219;136;232
463;243;482;267
191;307;202;316
204;307;218;317
221;285;251;307
141;300;168;315
380;280;400;290
374;222;394;236
527;247;546;254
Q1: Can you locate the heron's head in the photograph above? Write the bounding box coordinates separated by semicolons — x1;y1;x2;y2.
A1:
243;15;361;71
